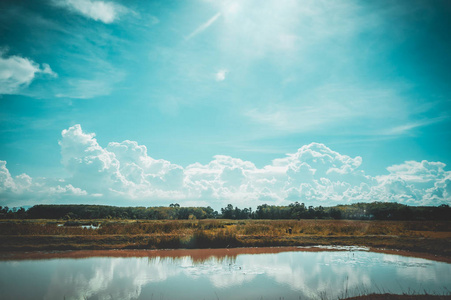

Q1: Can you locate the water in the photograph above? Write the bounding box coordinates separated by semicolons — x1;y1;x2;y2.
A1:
57;224;100;229
0;247;450;300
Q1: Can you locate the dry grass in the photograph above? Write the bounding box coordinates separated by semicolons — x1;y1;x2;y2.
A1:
3;219;449;236
0;219;450;256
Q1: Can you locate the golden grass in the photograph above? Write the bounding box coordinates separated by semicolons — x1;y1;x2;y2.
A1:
0;219;450;256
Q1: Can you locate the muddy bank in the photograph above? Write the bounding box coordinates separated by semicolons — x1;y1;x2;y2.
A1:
344;294;451;300
3;233;449;259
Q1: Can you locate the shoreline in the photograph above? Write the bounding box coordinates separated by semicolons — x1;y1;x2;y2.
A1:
343;294;451;300
1;234;450;258
1;244;450;263
2;219;449;263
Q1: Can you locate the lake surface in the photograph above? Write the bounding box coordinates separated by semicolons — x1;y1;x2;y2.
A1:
0;247;450;300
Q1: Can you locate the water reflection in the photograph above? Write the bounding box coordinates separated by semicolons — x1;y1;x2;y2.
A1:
43;258;179;300
0;248;450;300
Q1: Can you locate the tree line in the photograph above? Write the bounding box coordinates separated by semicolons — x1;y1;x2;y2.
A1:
224;202;450;221
0;204;217;220
0;201;449;221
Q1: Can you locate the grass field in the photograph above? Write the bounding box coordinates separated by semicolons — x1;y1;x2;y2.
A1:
0;219;450;258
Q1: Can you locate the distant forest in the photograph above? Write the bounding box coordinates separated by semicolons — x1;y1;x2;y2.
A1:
1;202;450;221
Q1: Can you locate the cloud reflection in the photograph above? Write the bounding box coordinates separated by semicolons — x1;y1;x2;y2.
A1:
24;250;449;300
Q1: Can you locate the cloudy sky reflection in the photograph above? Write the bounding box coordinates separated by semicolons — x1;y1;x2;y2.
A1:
1;250;450;300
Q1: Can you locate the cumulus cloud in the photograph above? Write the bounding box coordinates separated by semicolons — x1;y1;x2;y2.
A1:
0;161;16;192
0;160;87;207
52;0;128;23
0;52;57;95
1;125;450;208
375;161;451;205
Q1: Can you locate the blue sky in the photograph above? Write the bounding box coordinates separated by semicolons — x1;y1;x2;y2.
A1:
0;0;450;209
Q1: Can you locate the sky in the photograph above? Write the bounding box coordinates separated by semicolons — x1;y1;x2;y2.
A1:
0;0;450;209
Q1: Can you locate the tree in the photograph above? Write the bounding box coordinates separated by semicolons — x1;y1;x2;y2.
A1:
329;208;342;220
221;204;234;219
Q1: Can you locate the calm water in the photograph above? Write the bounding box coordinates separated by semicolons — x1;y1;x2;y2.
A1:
0;247;450;300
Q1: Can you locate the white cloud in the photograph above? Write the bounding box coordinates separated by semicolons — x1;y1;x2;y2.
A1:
215;69;228;81
186;12;222;40
41;63;57;77
0;161;16;192
1;125;450;208
52;0;128;23
0;160;88;207
0;52;57;95
59;124;126;193
386;160;447;183
374;160;451;205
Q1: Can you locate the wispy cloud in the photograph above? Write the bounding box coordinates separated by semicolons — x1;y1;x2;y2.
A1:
0;51;57;95
383;116;449;136
55;70;124;99
52;0;128;23
245;104;348;134
186;12;221;40
242;82;437;138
